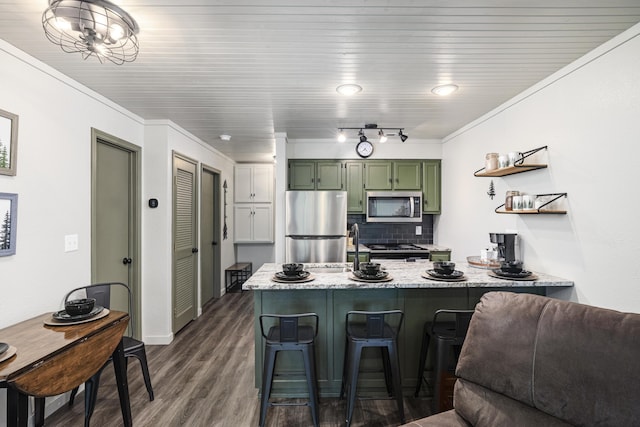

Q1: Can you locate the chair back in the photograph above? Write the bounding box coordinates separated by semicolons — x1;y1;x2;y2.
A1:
346;310;404;339
431;309;474;339
65;282;135;337
259;313;319;343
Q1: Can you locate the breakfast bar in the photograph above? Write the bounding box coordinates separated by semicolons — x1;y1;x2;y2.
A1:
243;260;573;398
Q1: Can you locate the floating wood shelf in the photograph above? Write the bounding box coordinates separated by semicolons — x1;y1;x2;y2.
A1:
494;192;568;215
495;208;567;215
474;145;548;177
475;164;547;177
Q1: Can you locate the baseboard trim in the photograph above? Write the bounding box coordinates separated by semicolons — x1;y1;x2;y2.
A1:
144;333;173;345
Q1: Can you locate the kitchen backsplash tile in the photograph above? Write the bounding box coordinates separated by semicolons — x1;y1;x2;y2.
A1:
347;214;434;245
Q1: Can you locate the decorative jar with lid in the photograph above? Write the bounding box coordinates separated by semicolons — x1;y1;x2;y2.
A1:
505;190;520;211
485;153;499;171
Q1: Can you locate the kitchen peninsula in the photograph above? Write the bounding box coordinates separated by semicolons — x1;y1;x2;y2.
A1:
243;260;573;398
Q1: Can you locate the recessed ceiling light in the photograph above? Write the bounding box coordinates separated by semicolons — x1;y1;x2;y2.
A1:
336;84;362;96
431;84;459;96
219;134;231;141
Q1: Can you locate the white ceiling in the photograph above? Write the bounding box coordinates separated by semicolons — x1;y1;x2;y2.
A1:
1;1;639;162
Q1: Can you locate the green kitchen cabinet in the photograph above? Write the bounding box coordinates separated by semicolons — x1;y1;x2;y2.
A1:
288;160;344;190
422;160;441;213
364;160;422;191
429;250;451;262
364;161;393;190
288;160;316;190
316;160;344;190
345;161;364;212
393;161;422;190
346;252;370;263
288;159;441;212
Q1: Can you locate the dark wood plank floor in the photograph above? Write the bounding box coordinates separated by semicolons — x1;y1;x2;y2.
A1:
45;291;433;426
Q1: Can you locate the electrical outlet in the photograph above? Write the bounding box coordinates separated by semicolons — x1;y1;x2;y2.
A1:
415;226;422;235
64;234;78;252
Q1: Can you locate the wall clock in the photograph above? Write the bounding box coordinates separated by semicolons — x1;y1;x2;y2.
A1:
356;140;374;158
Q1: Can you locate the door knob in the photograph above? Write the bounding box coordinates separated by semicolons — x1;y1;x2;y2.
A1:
122;257;132;265
192;248;199;253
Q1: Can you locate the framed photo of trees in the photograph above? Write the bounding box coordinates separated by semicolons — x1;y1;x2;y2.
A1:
0;108;18;176
0;193;17;256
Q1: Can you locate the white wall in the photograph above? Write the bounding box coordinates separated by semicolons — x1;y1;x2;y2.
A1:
0;41;144;328
141;122;236;344
0;40;236;337
437;25;640;313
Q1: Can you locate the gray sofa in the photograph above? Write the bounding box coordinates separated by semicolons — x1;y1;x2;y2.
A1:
403;291;640;427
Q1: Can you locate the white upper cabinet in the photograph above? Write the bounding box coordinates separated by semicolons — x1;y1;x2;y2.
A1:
234;164;273;203
234;164;274;243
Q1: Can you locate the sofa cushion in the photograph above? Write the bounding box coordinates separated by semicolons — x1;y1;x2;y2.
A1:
401;409;471;427
453;379;572;427
455;292;549;406
533;297;640;425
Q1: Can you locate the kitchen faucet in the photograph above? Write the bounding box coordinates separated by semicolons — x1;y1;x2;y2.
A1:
351;223;359;272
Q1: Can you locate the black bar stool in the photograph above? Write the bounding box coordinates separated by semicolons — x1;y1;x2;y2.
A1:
259;313;320;427
414;309;474;413
340;310;405;427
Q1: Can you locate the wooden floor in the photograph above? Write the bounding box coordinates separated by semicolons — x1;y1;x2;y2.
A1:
45;291;433;426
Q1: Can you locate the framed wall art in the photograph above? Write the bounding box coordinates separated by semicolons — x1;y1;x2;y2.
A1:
0;193;18;256
0;108;19;176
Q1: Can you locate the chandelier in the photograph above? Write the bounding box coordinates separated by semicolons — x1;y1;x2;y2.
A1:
42;0;139;65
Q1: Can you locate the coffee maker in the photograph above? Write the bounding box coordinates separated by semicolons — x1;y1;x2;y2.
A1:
489;233;519;262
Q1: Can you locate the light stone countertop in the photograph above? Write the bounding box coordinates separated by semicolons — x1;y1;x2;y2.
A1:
242;260;574;291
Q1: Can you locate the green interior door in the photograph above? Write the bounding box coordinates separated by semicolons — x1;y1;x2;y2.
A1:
201;167;220;305
173;154;198;333
92;129;140;337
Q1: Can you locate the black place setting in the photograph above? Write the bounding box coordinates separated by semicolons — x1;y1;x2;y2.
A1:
349;262;393;282
52;305;105;322
352;270;389;280
488;260;538;281
274;271;311;281
272;263;315;283
423;261;467;282
46;298;110;326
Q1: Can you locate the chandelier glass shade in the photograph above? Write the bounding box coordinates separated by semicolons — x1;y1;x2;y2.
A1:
42;0;139;64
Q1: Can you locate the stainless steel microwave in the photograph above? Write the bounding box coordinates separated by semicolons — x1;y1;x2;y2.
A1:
366;191;423;223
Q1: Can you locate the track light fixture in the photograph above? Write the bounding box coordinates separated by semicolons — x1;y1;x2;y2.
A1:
336;124;408;142
378;129;387;143
337;129;347;143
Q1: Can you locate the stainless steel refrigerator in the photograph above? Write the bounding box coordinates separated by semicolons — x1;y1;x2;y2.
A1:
285;191;347;263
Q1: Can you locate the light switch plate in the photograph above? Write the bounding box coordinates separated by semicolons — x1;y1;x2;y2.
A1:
415;225;422;235
64;234;78;252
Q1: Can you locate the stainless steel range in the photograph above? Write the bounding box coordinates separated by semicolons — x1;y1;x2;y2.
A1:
365;243;429;260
